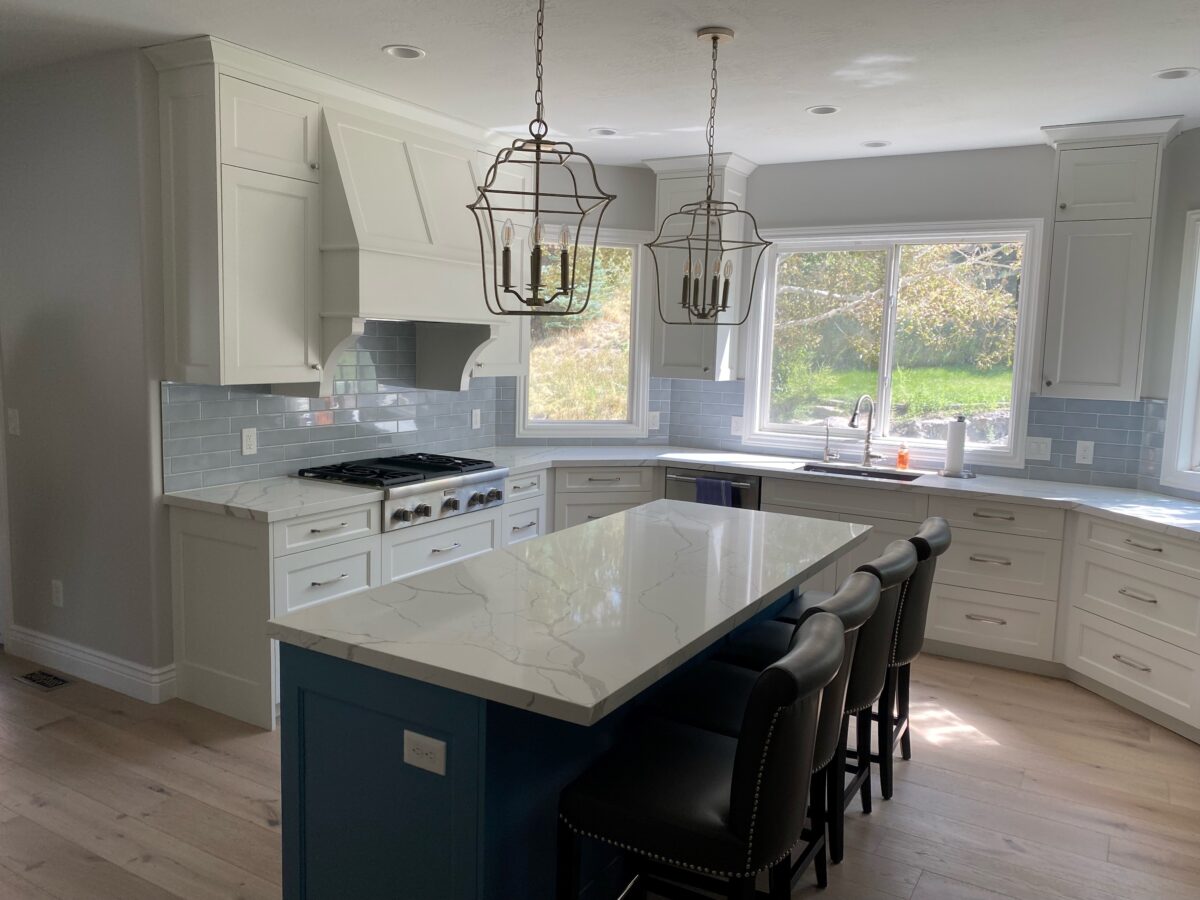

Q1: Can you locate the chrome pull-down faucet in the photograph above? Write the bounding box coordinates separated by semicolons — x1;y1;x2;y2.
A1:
848;394;882;467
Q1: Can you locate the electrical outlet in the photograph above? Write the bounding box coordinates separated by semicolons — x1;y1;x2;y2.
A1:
403;729;446;776
471;408;481;430
648;411;661;430
1026;436;1052;462
241;427;257;456
730;416;744;436
50;579;64;608
6;408;19;436
1075;440;1094;465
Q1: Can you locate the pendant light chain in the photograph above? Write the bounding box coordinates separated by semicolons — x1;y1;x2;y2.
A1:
706;35;719;203
531;0;547;136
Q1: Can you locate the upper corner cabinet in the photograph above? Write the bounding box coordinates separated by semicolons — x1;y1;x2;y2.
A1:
1054;144;1158;222
156;61;321;385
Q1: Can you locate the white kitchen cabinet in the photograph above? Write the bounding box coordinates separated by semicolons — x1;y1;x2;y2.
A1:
381;510;500;582
556;494;656;530
220;166;320;384
1055;144;1158;221
273;534;382;615
762;477;929;523
219;76;320;182
553;466;659;530
472;321;529;377
503;495;547;545
1041;218;1151;399
926;583;1057;661
935;527;1064;602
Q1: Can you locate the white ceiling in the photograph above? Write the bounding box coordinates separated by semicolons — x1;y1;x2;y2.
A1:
3;0;1200;165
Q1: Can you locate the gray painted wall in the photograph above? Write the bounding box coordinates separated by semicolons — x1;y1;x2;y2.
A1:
0;51;170;669
590;163;656;232
1144;127;1200;399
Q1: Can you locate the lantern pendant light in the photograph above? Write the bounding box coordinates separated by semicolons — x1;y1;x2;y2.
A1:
647;27;770;325
468;0;616;316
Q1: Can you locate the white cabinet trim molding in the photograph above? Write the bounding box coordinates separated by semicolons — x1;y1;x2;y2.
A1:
1162;210;1200;491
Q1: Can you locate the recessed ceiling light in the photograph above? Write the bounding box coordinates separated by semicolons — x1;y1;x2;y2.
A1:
382;44;426;60
807;105;841;115
589;126;619;136
1154;66;1198;80
862;140;891;148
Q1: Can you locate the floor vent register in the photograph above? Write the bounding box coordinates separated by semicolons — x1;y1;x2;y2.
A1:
15;670;70;691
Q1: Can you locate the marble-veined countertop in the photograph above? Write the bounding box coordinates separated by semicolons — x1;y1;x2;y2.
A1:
267;499;870;725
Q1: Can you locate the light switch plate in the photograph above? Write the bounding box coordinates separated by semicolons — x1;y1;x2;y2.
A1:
241;427;257;456
730;416;744;436
471;408;481;430
403;729;446;776
1026;436;1052;461
1075;440;1094;464
648;411;660;430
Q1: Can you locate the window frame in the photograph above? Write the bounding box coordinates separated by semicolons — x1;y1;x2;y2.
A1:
742;219;1045;469
1161;210;1200;491
516;228;654;438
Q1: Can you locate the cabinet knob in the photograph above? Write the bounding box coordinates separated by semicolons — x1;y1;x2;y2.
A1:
310;162;320;171
1058;202;1067;210
1045;379;1053;387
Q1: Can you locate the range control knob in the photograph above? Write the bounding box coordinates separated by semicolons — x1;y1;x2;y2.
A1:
392;508;414;523
467;492;486;507
486;488;503;503
442;496;461;512
413;503;432;518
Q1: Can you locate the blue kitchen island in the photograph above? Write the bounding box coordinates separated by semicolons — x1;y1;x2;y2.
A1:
268;499;869;899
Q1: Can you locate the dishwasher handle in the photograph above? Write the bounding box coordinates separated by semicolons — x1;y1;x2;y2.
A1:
666;473;755;489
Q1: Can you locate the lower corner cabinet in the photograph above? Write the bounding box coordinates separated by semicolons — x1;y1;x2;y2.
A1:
553;466;660;530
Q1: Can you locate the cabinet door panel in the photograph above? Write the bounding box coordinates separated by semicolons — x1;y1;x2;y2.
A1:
1042;218;1150;399
220;166;319;383
555;494;654;530
219;76;319;182
1056;144;1157;221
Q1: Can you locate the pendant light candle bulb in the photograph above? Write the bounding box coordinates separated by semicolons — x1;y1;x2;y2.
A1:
681;260;691;308
710;259;721;312
721;258;733;310
500;219;514;290
558;225;570;292
530;220;542;293
692;260;702;311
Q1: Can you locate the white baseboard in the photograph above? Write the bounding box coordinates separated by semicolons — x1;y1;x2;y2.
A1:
3;625;176;704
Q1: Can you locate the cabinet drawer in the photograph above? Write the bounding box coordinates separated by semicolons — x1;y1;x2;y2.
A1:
219;76;319;182
502;496;546;545
936;527;1062;601
555;493;654;530
926;584;1056;660
927;495;1064;539
506;470;546;501
272;534;380;615
1068;609;1200;726
557;467;654;493
272;504;381;556
763;478;928;523
1071;547;1200;653
382;511;499;582
1079;516;1200;580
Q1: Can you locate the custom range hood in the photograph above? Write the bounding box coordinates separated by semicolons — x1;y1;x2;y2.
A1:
296;106;507;395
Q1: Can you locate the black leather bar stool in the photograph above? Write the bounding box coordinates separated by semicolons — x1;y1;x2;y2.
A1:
875;516;952;799
646;571;880;891
557;613;845;900
719;540;918;863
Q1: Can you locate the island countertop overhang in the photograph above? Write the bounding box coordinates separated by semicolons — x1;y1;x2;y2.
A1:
267;499;870;725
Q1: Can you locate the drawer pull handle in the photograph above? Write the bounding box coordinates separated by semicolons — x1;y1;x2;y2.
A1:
1117;587;1158;605
969;554;1012;566
309;522;349;534
431;542;462;554
512;521;537;532
587;476;622;483
513;481;538;491
310;573;349;588
1112;653;1152;673
965;613;1008;626
1124;538;1164;553
973;511;1016;521
586;515;603;520
666;474;755;488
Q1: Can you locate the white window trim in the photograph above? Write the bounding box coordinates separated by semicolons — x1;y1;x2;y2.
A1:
516;228;654;439
1161;210;1200;491
741;219;1045;470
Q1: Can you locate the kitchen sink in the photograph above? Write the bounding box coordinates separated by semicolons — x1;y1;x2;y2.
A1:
798;462;923;482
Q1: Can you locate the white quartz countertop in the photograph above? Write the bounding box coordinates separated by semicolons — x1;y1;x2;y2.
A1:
267;499;870;725
163;443;1200;542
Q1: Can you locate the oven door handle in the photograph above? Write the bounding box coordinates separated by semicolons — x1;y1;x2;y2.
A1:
666;474;755;489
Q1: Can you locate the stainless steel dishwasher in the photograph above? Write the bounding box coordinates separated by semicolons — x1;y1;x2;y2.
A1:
664;467;761;509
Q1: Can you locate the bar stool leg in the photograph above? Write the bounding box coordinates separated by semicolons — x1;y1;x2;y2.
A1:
556;820;580;900
899;663;913;761
828;714;849;863
768;856;791;900
727;876;756;899
855;708;872;814
878;667;897;800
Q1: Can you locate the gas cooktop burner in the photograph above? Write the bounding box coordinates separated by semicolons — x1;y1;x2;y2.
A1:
297;454;495;489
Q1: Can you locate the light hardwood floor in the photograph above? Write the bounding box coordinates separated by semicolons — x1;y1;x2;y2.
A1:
0;650;1195;899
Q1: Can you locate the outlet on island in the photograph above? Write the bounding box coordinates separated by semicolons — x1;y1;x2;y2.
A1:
403;729;447;776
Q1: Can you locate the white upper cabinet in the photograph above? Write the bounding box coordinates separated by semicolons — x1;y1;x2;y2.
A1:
1055;144;1158;221
1041;218;1151;399
219;76;320;182
221;166;319;383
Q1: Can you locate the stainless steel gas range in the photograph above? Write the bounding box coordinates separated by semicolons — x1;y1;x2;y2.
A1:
297;453;508;532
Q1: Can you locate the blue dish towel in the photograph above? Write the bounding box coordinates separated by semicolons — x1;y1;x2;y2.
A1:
695;477;733;507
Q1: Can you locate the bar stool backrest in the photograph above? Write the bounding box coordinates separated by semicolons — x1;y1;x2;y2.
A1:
843;540;919;714
890;517;952;668
728;611;844;873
